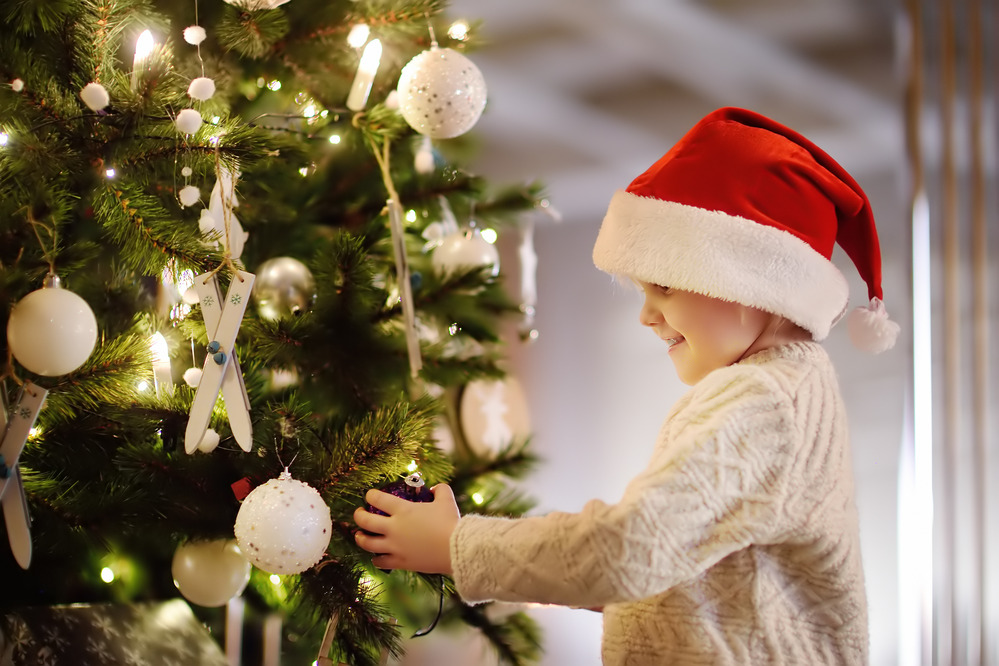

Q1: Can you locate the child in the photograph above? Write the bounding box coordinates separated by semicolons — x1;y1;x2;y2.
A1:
354;107;899;664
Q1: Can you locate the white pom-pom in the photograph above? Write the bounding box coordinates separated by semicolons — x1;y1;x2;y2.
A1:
188;77;216;101
199;209;217;236
184;25;207;45
181;166;193;177
183;366;203;387
175;108;203;134
847;297;899;354
11;79;24;92
197;427;220;453
80;82;110;111
179;185;201;207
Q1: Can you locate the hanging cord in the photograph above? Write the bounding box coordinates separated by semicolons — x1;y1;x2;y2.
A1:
355;114;423;379
202;148;244;285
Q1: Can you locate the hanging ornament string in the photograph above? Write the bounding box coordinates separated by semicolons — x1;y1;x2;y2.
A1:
355;115;422;379
203;147;244;285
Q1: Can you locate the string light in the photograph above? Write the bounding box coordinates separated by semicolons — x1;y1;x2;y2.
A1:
407;460;419;472
0;131;8;147
346;39;382;111
105;168;116;178
132;30;155;88
303;104;317;118
405;209;417;223
347;24;370;49
447;20;470;41
480;228;498;244
298;167;309;177
269;574;281;585
471;492;484;505
267;80;282;91
101;567;116;583
327;134;341;145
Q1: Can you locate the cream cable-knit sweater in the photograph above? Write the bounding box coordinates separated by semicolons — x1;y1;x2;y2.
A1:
450;342;868;665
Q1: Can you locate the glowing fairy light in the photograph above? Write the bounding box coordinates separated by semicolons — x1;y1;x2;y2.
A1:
101;567;115;583
137;380;150;392
303;103;317;118
269;574;281;585
407;460;419;472
405;209;417;223
134;30;155;63
347;24;370;49
345;39;382;111
448;20;470;41
105;168;116;178
267;80;282;91
298;167;309;177
471;492;484;505
0;132;8;147
328;134;341;145
480;228;498;244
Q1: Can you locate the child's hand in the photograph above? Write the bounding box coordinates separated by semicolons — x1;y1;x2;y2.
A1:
353;484;460;575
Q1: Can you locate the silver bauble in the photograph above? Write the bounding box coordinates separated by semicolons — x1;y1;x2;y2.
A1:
253;257;316;321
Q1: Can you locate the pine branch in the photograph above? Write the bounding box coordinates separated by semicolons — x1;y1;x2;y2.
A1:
94;183;222;275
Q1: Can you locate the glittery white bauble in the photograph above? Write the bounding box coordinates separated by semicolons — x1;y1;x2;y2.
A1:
172;539;251;607
431;229;499;277
397;47;487;139
234;470;332;575
7;279;98;376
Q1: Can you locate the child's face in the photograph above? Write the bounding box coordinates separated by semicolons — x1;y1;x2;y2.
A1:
637;282;774;385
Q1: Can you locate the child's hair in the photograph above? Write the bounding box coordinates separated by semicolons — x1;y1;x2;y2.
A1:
593;107;899;354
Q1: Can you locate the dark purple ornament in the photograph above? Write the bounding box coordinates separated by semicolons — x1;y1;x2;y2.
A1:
365;472;434;518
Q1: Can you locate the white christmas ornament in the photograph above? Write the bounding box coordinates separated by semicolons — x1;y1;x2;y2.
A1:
396;46;487;139
183;366;203;387
172;539;252;607
183;25;207;45
79;82;110;111
197;427;220;453
187;77;216;101
175;108;203;134
7;275;98;377
179;185;201;207
432;228;499;277
459;376;532;455
234;469;332;575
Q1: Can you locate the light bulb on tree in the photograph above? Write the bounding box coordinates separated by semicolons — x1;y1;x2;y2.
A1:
346;39;382;111
131;30;155;88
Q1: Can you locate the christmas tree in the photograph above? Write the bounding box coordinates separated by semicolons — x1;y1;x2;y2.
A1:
0;0;544;663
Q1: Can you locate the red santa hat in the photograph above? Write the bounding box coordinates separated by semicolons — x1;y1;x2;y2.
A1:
592;106;899;353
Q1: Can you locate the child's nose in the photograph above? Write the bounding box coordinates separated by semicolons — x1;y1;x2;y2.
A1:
638;298;661;327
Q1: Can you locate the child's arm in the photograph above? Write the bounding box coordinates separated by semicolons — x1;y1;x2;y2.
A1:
353;484;460;574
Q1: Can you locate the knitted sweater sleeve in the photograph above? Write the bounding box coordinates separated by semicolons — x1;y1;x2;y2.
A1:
450;367;800;607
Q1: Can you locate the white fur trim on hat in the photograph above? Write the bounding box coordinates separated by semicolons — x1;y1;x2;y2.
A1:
593;189;850;340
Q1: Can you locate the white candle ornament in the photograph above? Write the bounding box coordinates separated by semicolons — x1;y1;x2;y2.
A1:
346;39;382;111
